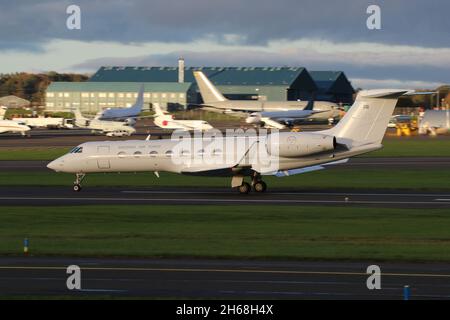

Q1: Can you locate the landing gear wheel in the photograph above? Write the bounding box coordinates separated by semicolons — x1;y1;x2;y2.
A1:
238;182;251;194
253;181;267;193
73;173;86;192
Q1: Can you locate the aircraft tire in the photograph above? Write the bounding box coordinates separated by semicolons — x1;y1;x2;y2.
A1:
73;184;82;192
253;181;267;193
238;182;251;194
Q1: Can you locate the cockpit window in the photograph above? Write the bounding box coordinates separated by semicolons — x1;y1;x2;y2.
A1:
70;147;83;154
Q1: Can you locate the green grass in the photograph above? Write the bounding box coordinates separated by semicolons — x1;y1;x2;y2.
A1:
0;148;69;160
2;169;450;190
365;138;450;157
1;138;449;161
1;205;449;261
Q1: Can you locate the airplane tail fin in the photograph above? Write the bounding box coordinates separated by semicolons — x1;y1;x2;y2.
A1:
72;106;88;126
129;84;145;112
193;71;227;104
323;89;408;145
0;106;6;120
153;103;166;116
304;100;314;111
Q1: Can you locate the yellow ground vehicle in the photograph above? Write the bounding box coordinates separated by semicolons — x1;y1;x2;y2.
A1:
395;115;418;136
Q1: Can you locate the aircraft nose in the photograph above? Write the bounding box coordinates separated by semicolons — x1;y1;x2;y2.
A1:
47;159;63;171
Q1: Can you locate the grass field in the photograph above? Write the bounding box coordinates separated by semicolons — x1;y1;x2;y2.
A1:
2;168;450;190
1;138;450;160
1;205;449;261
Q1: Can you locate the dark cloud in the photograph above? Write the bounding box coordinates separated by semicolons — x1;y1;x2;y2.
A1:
0;0;450;50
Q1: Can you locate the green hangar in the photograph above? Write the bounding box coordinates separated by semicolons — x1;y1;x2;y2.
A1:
45;63;354;112
309;71;355;104
45;81;194;113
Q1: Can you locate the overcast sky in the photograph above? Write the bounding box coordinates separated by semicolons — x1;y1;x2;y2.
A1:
0;0;449;89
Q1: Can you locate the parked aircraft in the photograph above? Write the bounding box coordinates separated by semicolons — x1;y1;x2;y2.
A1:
73;107;136;136
95;84;144;122
193;71;339;121
48;89;408;193
153;103;213;131
0;106;31;136
245;101;324;129
419;110;450;135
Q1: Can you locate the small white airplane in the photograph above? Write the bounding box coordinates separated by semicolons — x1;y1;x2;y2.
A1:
73;107;136;136
153;103;213;131
245;102;325;129
95;84;144;123
193;71;340;121
0;106;31;136
48;89;409;193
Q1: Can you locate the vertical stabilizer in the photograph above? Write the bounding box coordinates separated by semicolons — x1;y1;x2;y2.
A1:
193;71;227;104
323;89;408;145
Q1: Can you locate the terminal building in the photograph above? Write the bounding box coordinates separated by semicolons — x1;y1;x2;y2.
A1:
45;60;355;112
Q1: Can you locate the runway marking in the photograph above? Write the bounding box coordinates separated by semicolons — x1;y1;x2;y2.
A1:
435;199;450;202
1;266;450;278
78;288;127;293
122;190;450;197
0;196;448;206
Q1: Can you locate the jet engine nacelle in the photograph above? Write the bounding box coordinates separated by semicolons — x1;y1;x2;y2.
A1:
124;118;136;126
266;132;336;157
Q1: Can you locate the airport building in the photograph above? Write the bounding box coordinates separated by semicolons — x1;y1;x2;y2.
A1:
309;71;355;104
89;66;319;102
45;82;195;113
45;61;355;112
0;95;30;108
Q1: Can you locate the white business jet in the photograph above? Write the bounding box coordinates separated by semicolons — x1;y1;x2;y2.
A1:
153;103;213;131
48;89;408;193
0;106;31;136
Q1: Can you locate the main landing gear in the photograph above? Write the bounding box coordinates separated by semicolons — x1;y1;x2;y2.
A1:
234;174;267;194
73;173;86;192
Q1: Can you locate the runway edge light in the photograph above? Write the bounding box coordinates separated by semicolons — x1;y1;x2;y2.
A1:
23;238;29;255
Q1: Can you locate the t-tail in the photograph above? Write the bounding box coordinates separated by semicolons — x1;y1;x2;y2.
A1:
193;71;228;105
322;89;409;147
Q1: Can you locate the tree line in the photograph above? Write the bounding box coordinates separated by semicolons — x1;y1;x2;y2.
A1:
0;72;88;105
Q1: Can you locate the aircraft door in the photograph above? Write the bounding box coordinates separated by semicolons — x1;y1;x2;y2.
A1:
97;146;111;169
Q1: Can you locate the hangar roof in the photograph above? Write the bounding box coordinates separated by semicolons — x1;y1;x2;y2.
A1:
310;71;355;94
47;82;192;92
89;66;310;87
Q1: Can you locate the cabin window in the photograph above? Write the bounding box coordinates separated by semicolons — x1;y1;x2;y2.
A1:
134;151;142;158
149;151;158;157
180;150;190;157
197;149;205;157
212;149;222;156
165;150;173;157
118;151;126;158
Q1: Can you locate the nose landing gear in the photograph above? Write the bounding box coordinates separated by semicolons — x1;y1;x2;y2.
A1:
73;173;86;192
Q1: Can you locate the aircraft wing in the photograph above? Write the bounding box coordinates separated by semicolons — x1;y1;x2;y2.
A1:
260;117;286;129
274;158;349;177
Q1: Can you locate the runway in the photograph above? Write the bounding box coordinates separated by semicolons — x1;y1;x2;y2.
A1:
0;256;449;299
1;157;450;171
0;186;449;208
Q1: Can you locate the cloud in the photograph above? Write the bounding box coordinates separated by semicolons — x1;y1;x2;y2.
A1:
1;0;450;52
